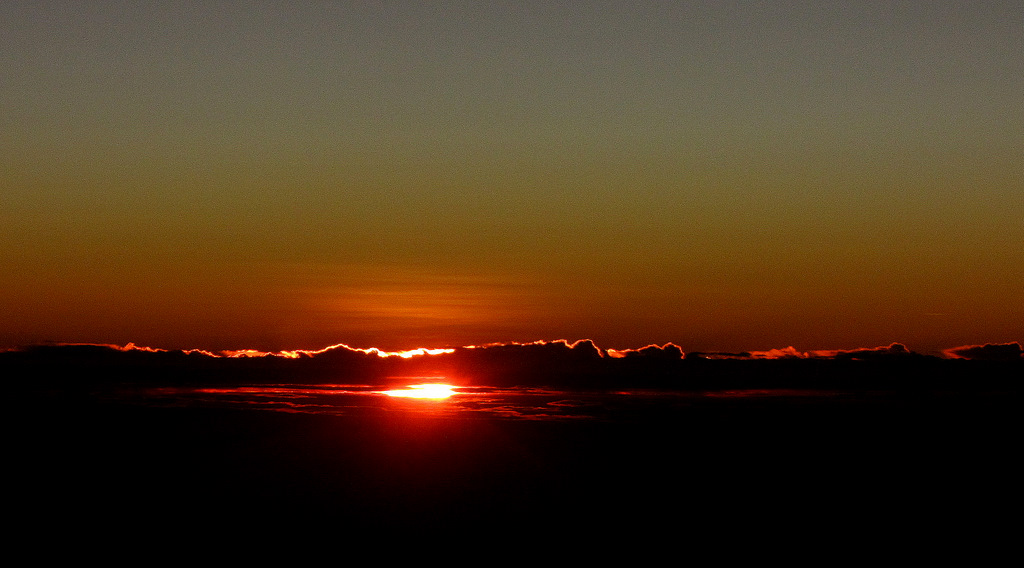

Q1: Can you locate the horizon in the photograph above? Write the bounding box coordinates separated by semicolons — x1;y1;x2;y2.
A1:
6;337;1022;362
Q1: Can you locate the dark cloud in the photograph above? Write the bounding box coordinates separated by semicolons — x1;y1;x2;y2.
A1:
4;339;1021;392
943;342;1023;361
824;343;914;360
684;343;914;361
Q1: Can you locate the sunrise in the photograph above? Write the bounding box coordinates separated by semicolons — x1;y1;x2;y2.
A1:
4;1;1020;556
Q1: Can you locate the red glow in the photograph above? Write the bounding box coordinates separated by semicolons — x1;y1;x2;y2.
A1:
748;346;808;359
605;343;684;358
184;343;456;359
276;344;455;359
462;338;600;351
382;384;457;399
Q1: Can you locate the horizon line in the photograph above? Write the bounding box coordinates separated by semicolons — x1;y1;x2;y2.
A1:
4;338;1021;362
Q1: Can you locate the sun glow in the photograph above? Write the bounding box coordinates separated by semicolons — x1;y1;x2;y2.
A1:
382;384;457;399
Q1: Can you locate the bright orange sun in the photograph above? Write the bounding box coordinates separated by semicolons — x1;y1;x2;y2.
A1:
382;384;457;399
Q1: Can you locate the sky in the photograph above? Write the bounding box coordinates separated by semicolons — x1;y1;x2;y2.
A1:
2;1;1022;354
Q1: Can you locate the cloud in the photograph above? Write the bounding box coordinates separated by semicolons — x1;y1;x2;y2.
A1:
942;342;1023;361
686;343;916;361
749;346;808;359
293;264;548;339
812;343;913;360
606;343;685;360
5;338;1021;391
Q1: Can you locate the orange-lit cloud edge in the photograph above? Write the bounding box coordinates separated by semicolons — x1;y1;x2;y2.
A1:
6;339;1021;361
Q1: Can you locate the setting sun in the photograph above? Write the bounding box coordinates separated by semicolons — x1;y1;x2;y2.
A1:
382;384;457;399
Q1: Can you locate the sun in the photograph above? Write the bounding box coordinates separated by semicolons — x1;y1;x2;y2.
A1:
382;384;457;399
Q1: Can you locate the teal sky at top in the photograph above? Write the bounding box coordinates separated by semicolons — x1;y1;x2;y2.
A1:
2;1;1022;352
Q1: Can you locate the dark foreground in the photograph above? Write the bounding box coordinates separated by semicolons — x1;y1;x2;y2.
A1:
14;383;1019;559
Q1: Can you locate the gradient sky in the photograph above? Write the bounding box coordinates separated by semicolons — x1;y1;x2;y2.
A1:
2;1;1022;353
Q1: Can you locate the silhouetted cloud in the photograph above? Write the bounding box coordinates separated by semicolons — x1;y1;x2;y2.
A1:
813;343;914;360
685;343;915;361
4;339;1021;392
606;343;685;359
942;342;1023;361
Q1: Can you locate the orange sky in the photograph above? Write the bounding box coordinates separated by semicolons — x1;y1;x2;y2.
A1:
2;3;1021;355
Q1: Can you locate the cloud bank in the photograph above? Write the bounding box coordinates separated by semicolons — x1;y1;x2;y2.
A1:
4;339;1020;391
